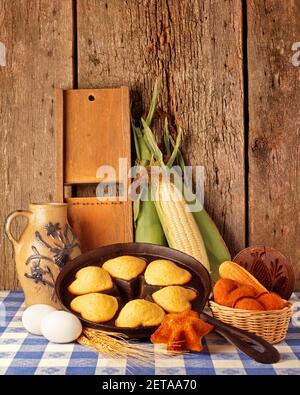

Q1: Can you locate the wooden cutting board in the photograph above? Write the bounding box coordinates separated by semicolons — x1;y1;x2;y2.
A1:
55;87;133;252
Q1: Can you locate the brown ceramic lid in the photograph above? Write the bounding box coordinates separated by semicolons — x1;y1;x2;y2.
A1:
233;246;295;300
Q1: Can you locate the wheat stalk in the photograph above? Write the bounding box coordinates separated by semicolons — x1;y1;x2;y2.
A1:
77;327;183;366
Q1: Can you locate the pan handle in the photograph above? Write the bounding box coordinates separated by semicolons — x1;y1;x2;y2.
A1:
200;312;280;364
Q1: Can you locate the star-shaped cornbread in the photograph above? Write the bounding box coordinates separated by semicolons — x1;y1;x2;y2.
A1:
150;310;214;352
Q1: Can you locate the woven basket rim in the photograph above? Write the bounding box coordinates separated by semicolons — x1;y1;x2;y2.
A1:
209;300;293;316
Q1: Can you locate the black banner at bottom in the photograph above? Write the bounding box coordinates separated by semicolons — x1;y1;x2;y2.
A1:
0;374;294;392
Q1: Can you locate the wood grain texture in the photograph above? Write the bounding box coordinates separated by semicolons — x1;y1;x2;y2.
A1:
247;0;300;287
66;197;133;252
0;0;73;289
76;0;245;257
64;87;131;184
55;88;64;202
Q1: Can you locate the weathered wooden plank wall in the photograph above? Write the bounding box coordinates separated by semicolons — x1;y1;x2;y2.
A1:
247;0;300;286
0;0;74;289
0;0;299;290
77;0;245;256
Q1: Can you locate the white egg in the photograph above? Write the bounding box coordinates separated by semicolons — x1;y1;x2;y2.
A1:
41;311;82;343
22;304;57;335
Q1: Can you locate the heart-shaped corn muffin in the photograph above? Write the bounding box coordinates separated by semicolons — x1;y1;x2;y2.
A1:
68;266;113;295
70;293;118;323
115;299;165;328
102;255;146;280
144;259;192;286
152;286;197;313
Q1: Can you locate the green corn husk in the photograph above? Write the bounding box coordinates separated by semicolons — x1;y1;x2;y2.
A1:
165;124;187;174
132;82;166;246
135;184;167;245
192;210;231;283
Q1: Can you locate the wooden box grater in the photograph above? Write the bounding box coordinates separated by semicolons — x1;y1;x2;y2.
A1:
55;87;133;252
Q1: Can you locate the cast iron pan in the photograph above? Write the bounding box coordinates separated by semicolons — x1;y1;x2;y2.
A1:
55;243;279;364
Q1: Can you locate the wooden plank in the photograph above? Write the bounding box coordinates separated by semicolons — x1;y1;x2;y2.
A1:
0;0;73;290
77;0;245;256
247;0;300;288
55;88;64;202
64;87;131;184
66;197;133;252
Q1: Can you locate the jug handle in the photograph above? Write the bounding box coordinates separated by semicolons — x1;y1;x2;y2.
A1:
5;210;33;248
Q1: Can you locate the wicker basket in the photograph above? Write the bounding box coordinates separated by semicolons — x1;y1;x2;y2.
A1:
209;300;293;344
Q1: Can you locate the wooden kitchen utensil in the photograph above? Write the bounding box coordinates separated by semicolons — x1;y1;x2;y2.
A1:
55;87;133;251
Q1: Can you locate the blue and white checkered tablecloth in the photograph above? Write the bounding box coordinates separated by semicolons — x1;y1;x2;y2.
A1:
0;291;300;375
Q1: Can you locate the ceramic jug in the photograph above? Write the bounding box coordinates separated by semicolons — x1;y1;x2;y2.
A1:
5;203;81;308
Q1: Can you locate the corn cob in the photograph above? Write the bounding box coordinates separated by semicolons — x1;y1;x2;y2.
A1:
154;178;210;272
219;261;268;294
135;82;231;280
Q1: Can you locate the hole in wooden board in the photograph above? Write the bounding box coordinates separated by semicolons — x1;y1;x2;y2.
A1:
88;95;95;102
64;185;73;199
65;183;124;198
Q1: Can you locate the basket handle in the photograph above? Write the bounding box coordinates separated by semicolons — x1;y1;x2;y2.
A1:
200;312;280;364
